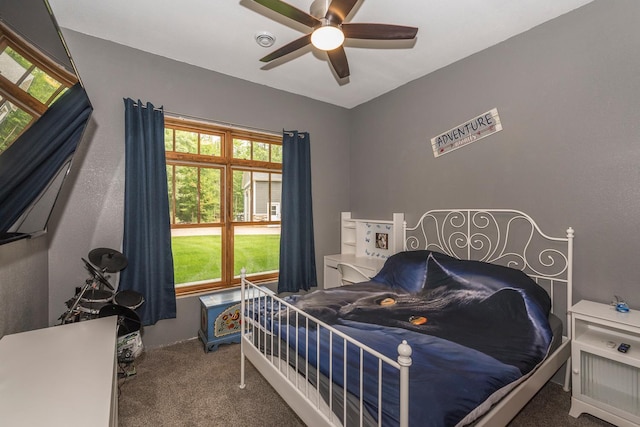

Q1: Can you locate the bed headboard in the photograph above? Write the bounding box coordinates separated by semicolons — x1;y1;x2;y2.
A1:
403;209;574;323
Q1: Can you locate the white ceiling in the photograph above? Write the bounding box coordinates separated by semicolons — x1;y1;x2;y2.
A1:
48;0;593;109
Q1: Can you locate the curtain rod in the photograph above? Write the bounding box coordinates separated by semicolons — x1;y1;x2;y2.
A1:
129;103;304;138
128;100;163;111
164;110;283;137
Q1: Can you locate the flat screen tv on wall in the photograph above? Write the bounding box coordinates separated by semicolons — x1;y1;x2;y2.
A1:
0;0;92;245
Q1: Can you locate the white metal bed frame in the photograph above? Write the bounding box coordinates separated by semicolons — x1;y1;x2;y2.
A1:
240;209;574;427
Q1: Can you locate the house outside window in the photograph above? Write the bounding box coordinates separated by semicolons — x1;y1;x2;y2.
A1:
164;117;282;295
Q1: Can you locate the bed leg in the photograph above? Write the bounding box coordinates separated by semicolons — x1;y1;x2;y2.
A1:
563;357;571;392
239;267;246;390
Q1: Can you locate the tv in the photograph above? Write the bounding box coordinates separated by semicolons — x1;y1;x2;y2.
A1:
0;0;92;245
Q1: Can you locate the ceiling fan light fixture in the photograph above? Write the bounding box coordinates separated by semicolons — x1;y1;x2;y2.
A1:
311;23;344;51
251;0;418;80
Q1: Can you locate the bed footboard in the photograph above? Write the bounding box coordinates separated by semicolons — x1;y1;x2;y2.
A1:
239;271;412;427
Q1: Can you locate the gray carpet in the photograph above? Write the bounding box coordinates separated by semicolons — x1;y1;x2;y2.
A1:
118;338;613;427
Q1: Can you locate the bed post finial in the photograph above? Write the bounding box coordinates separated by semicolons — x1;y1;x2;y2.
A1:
566;227;574;239
397;340;412;363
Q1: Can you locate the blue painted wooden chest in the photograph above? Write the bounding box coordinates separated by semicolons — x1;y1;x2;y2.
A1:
198;289;243;352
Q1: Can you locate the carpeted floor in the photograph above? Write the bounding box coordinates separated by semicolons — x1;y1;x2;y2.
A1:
118;338;613;427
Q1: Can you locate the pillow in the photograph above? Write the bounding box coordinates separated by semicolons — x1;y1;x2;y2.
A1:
373;250;550;316
421;250;551;316
371;250;432;293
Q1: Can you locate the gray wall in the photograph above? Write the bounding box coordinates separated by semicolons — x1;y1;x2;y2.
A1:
349;0;640;307
0;237;49;337
46;30;351;347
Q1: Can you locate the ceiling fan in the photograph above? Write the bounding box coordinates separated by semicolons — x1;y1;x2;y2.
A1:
252;0;419;79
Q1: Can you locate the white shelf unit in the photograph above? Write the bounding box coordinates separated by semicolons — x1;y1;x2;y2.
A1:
570;300;640;426
340;212;358;254
340;212;404;257
325;212;404;289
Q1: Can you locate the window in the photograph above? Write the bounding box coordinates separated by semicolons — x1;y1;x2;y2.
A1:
165;117;282;295
0;23;77;154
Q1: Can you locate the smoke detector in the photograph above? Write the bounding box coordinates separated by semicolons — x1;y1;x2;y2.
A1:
255;31;276;48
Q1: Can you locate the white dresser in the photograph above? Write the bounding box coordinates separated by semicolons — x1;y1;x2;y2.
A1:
0;316;118;426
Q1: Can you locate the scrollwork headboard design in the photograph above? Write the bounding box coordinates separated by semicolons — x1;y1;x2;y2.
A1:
403;209;574;311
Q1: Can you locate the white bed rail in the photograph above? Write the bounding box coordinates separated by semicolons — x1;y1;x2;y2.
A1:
239;270;412;427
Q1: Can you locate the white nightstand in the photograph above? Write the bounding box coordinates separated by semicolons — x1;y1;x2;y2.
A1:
569;300;640;426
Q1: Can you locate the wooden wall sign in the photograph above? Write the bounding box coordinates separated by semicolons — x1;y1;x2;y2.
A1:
431;108;502;157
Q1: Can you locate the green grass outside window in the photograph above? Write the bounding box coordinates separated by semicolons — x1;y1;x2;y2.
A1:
171;235;280;284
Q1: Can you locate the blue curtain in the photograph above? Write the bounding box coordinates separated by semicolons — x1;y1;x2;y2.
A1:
120;98;176;325
277;130;317;293
0;83;92;233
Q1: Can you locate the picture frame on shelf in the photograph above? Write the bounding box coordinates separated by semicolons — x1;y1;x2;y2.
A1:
376;232;388;250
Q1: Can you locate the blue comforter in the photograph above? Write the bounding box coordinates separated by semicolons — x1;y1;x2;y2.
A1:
257;251;552;426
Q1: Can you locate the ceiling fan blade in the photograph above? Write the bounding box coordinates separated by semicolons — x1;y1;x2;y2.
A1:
327;46;350;79
260;34;312;62
325;0;359;24
253;0;321;28
342;23;418;40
